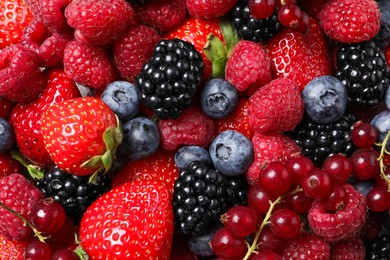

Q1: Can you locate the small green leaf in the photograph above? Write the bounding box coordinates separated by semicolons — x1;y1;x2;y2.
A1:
103;127;116;151
212;57;228;78
101;151;113;173
219;18;240;56
81;155;103;169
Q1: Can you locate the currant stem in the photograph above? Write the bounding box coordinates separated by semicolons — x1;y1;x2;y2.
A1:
377;130;390;192
10;150;45;180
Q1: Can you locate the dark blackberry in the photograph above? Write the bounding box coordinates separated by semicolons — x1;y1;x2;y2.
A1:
135;39;204;119
231;0;281;42
287;112;358;167
35;167;111;224
366;234;390;260
172;161;230;236
225;175;248;207
335;41;390;107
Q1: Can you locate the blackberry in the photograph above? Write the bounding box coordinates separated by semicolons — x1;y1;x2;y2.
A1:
225;175;248;207
366;234;390;259
36;167;111;224
231;0;281;43
173;161;230;236
287;112;358;166
136;39;204;119
335;41;390;107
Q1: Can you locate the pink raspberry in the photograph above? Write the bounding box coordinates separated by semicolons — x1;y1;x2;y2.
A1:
308;183;367;242
186;0;239;19
247;78;304;133
330;237;366;259
246;132;300;185
158;107;215;151
282;232;331;259
225;40;272;95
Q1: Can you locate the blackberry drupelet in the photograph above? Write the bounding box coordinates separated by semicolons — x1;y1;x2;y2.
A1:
36;167;111;224
173;161;230;236
366;234;390;259
225;175;248;207
335;41;390;107
231;0;281;42
288;113;357;167
136;39;204;119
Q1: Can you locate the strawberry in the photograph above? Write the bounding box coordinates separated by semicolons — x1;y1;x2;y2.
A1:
0;234;28;260
186;0;239;19
10;68;81;166
0;0;34;49
264;18;331;91
40;96;122;177
79;180;174;260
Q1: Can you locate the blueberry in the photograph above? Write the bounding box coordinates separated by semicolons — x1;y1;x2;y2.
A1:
374;0;390;49
302;76;348;124
209;130;253;176
187;223;222;256
174;146;211;170
371;110;390;149
385;86;390;110
200;78;238;119
0;118;14;153
351;180;375;197
101;81;140;122
118;117;160;161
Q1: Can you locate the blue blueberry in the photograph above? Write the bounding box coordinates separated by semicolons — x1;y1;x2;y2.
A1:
187;223;223;256
0;118;14;153
117;117;160;161
385;86;390;110
302;76;348;124
200;78;239;119
371;110;390;149
351;180;375;197
374;0;390;49
101;81;140;122
209;130;253;176
174;146;211;170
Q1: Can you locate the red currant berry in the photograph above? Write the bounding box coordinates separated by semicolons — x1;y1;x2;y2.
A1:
47;216;75;246
286;155;314;184
30;198;66;234
24;241;52;260
284;190;314;214
221;206;258;238
276;0;296;8
360;212;383;240
248;0;277;19
269;208;301;239
322;184;346;212
277;4;301;27
251;248;281;259
51;249;79;260
258;162;292;196
210;227;247;259
301;168;332;199
257;225;284;251
294;11;310;33
351;122;378;149
322;154;352;184
248;185;275;217
366;187;390;212
350;149;380;181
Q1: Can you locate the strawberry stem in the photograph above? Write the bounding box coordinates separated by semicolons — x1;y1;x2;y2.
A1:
10;150;44;180
376;130;390;192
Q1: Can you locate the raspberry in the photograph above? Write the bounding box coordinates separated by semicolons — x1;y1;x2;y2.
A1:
246;132;300;185
247;78;304;133
282;232;331;259
0;44;46;103
186;0;239;19
158;106;215;151
65;0;136;46
330;237;366;259
225;40;272;94
113;24;161;83
308;183;367;242
134;0;187;33
63;40;119;91
319;0;381;43
0;174;43;240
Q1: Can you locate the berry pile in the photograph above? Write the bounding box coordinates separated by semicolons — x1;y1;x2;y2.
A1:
0;0;390;259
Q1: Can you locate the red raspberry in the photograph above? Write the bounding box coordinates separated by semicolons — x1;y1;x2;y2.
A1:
158;106;215;151
247;132;300;185
186;0;239;19
0;44;46;103
330;237;366;259
225;40;272;95
134;0;187;33
113;24;161;83
282;232;331;259
308;183;367;242
247;78;304;133
63;40;119;91
0;174;43;240
319;0;380;43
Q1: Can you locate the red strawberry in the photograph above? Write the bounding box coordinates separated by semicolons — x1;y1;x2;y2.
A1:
113;24;162;83
247;78;304;133
330;236;366;259
0;97;14;119
0;234;28;260
79;180;174;260
65;0;136;46
319;0;380;44
40;96;121;176
0;0;34;49
164;16;223;80
265;18;331;91
186;0;239;19
0;153;21;179
112;149;179;193
10;68;81;166
247;132;301;185
282;232;331;259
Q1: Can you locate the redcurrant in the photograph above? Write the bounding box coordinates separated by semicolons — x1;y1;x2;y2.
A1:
301;168;332;199
221;205;258;238
248;0;277;19
258;161;292;196
269;208;301;239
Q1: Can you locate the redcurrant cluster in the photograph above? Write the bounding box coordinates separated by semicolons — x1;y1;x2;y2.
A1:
248;0;309;32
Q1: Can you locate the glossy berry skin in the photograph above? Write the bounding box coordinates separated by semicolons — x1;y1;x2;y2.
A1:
301;168;332;199
0;118;14;153
30;199;66;234
286;155;314;184
51;249;78;260
277;4;302;28
24;241;51;260
350;149;380;180
174;146;211;170
366;187;390;212
200;78;239;119
187;223;223;257
351;122;378;149
210;227;246;259
371;110;390;149
322;154;352;184
248;0;276;19
284;191;314;214
323;184;346;212
100;81;140;122
270;208;301;239
247;185;275;217
221;206;257;238
209;130;254;176
258;162;292;196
